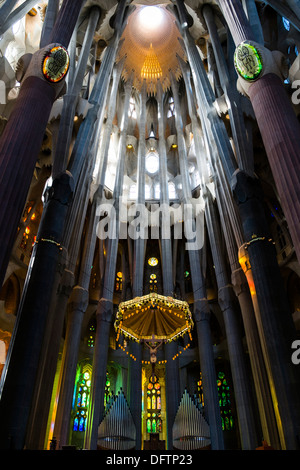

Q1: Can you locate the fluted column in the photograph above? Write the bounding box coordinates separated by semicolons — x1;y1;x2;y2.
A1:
170;70;224;450
205;191;258;449
217;0;300;263
202;5;254;175
0;0;85;289
127;80;147;451
40;0;60;48
85;73;134;450
53;202;97;448
0;172;74;450
232;170;300;450
156;79;180;450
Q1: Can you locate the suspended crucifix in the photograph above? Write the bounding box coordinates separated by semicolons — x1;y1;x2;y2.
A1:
114;293;194;376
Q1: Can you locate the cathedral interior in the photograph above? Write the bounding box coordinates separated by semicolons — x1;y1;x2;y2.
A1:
0;0;300;452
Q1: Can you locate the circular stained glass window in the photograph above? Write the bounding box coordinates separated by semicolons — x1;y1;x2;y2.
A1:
43;45;70;83
234;42;263;81
148;257;158;267
150;274;157;280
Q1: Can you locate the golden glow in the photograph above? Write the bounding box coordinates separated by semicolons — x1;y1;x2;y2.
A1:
148;257;158;267
141;44;163;81
115;292;193;344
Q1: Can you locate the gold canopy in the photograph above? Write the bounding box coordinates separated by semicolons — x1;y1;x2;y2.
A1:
114;293;193;342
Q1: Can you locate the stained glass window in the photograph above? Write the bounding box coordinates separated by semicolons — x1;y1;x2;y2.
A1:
149;273;157;292
73;370;91;432
115;272;122;291
148;257;158;267
87;321;95;348
198;371;234;431
283;17;290;31
146;375;162;434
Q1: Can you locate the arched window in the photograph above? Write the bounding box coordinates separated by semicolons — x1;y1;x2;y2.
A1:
154;183;160;199
115;272;123;292
129;184;137;200
146;375;162;434
128;97;137;119
282;17;290;31
73;370;91;432
87;321;96;348
146;152;159;175
217;371;234;431
167;96;175;118
198;371;234;431
168;181;176;199
104;372;111;407
149;273;157;292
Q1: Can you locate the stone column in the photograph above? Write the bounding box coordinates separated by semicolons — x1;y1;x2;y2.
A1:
53;202;97;448
85;73;134;450
0;172;74;450
202;4;254;175
156;79;180;450
40;0;60;48
0;0;86;288
217;0;300;263
232;170;300;450
127;80;147;451
170;69;224;450
205;191;258;449
0;0;41;35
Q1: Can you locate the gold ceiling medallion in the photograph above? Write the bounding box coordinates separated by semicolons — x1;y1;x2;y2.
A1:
141;44;163;81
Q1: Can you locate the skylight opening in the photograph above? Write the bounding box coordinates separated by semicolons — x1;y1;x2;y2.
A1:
138;6;164;31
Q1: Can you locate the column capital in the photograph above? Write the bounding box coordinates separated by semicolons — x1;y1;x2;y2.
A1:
231;267;249;297
96;298;114;323
16;43;70;99
193;298;211;322
67;286;89;313
42;171;74;206
233;40;289;97
218;284;236;312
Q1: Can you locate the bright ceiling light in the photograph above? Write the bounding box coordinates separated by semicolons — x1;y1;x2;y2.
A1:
139;6;164;30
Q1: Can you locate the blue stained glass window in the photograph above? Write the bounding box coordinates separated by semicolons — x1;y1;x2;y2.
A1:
73;370;91;432
283;17;290;31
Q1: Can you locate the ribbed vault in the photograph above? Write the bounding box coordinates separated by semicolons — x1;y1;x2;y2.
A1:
117;4;186;93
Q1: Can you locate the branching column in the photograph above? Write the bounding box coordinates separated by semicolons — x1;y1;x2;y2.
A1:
0;0;86;450
216;0;300;449
217;0;300;262
205;191;258;449
157;79;180;450
85;73;134;450
170;71;224;450
127;80;147;451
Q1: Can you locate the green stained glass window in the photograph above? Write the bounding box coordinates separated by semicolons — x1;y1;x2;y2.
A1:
198;371;234;432
73;370;91;432
146;375;162;433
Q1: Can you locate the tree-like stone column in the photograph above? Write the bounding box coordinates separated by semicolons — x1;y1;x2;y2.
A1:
84;73;134;450
216;0;300;264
